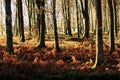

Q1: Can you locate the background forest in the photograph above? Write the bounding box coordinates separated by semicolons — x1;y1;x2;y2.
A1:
0;0;120;80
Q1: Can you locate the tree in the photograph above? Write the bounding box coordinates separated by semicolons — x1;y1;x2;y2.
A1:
53;0;60;52
16;0;25;42
36;0;40;40
67;0;72;36
13;3;19;36
75;0;80;40
25;0;32;36
61;0;67;35
80;0;90;38
113;0;118;37
0;0;3;35
108;0;115;54
5;0;14;53
36;0;46;48
61;0;72;36
93;0;104;68
28;0;37;37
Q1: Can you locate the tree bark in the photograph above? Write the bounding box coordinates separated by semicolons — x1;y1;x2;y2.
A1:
53;0;60;52
61;0;67;35
36;0;46;48
113;0;118;37
17;0;25;42
0;0;3;35
14;7;18;36
5;0;14;53
93;0;104;68
67;0;72;36
80;0;89;38
108;0;115;54
28;0;32;36
75;0;80;40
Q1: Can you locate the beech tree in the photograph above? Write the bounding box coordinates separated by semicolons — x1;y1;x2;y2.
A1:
108;0;115;54
5;0;14;53
36;0;46;48
93;0;104;68
75;0;80;40
80;0;90;38
53;0;60;52
13;3;18;36
0;0;3;35
25;0;32;36
61;0;72;36
61;0;67;35
67;0;72;36
16;0;25;42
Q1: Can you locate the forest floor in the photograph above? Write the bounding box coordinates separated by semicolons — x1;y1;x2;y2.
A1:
0;35;120;80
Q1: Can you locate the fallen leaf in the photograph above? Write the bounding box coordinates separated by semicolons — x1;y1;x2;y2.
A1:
105;68;109;71
56;59;64;65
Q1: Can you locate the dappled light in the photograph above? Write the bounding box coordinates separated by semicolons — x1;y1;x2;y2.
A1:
0;38;120;79
0;0;120;79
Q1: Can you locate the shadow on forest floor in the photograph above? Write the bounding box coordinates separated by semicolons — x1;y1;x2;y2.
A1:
0;36;120;80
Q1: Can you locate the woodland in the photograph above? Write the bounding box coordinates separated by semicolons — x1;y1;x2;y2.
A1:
0;0;120;80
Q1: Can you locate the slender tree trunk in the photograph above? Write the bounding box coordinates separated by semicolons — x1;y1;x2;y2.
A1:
14;7;18;36
65;0;68;35
5;0;14;53
108;0;115;54
36;0;46;48
17;0;25;42
78;2;83;35
36;0;40;41
90;1;95;33
62;0;67;35
28;0;32;36
102;0;106;32
67;0;72;36
62;0;72;36
32;0;37;36
84;0;89;38
75;0;80;40
93;0;104;68
0;0;3;35
53;0;60;52
113;0;118;37
80;0;90;38
37;12;40;40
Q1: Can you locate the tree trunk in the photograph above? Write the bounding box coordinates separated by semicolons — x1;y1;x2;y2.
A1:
0;0;3;35
84;0;89;38
36;0;46;48
53;0;60;52
28;0;32;36
62;0;68;35
62;0;72;36
75;0;80;40
17;0;25;42
108;0;115;54
5;0;14;53
37;12;40;41
80;0;89;38
32;0;37;36
93;0;104;68
113;0;118;37
67;0;72;36
14;7;18;36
